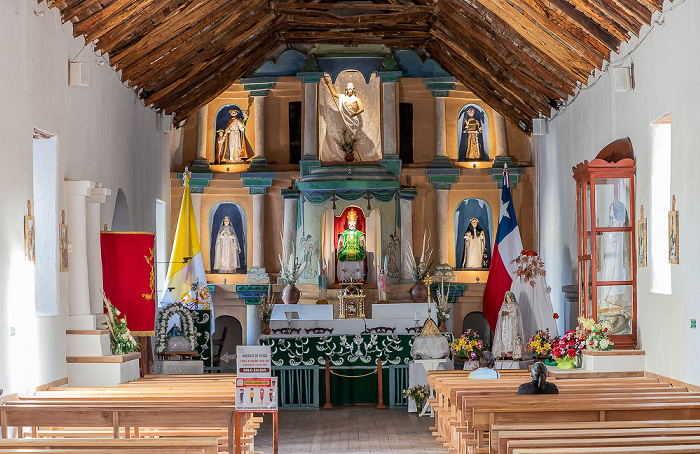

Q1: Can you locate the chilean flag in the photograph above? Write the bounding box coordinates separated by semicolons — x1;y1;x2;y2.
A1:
483;165;523;330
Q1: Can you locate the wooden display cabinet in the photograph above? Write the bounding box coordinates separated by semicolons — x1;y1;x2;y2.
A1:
573;157;637;349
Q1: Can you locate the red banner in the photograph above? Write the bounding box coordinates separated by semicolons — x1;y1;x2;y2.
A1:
101;231;156;335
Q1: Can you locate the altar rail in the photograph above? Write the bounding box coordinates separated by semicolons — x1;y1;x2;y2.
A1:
388;364;409;409
272;365;320;409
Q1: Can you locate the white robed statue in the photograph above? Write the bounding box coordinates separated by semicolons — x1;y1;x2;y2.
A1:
509;251;559;341
323;74;364;139
492;291;526;359
213;216;241;273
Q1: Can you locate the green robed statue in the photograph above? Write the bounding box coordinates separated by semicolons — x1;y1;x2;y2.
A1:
337;209;366;262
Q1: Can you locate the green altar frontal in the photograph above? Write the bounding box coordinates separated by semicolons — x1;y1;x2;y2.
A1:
259;333;453;408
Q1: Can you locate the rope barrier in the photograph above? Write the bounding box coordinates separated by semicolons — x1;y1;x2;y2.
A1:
329;369;378;378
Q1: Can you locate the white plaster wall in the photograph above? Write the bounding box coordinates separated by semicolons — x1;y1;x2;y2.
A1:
0;1;181;395
535;0;700;386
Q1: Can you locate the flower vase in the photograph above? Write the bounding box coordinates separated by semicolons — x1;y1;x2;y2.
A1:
281;284;300;304
556;356;577;369
410;282;428;303
414;397;425;415
262;322;271;335
438;320;447;333
344;152;354;162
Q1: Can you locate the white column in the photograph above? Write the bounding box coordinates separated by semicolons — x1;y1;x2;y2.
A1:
494;111;509;158
190;193;202;237
382;81;398;155
435;97;447;157
65;180;95;319
302;83;318;157
253;97;265;158
246;305;262;345
197;105;208;161
252;194;265;268
86;185;111;315
282;197;298;258
400;197;414;283
436;189;449;265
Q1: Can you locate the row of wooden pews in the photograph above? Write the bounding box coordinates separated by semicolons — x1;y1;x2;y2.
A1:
427;370;700;454
0;374;261;454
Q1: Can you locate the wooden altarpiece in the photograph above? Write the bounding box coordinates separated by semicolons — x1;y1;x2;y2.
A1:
573;158;637;349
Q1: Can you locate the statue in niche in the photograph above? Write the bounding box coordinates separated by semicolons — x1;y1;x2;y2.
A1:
463;107;483;160
337;209;366;262
492;291;526;359
462;218;487;269
213;216;241;273
599;200;632;333
323;74;364;139
217;109;250;163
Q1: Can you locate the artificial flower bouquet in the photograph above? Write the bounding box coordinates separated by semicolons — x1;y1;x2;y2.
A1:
403;384;430;414
551;329;586;368
102;292;139;355
450;329;486;361
578;317;615;351
526;329;558;359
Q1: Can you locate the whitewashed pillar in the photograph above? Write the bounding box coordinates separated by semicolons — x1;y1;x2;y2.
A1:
400;193;415;283
436;189;449;264
197;105;208;161
86;185;111;315
494;111;509;158
435;97;447;158
247;305;262;346
65;180;95;320
253;97;265;158
382;81;398;155
302;82;318;158
252;194;265;268
282;193;299;258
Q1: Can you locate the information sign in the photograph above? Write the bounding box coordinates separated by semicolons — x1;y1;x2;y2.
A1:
236;345;271;378
235;377;278;412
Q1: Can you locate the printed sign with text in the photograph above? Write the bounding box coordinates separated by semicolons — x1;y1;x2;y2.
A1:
236;345;271;378
236;377;278;412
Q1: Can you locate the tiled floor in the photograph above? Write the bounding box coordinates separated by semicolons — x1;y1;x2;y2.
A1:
254;406;446;454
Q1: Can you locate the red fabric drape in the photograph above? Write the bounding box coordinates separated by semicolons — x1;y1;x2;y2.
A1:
101;232;156;335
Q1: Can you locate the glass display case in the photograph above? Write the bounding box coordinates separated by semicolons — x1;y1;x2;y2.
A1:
573;158;637;348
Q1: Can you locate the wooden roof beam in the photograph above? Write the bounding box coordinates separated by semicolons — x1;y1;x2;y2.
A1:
271;2;436;12
275;9;432;25
545;0;621;51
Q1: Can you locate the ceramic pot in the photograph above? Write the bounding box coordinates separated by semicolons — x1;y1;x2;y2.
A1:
262;322;271;335
410;282;428;303
344;152;354;162
281;283;300;304
438;320;447;333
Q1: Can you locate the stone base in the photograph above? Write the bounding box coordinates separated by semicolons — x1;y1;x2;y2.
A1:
69;314;101;330
67;354;141;387
581;349;645;372
66;330;111;356
153;360;204;375
495;359;533;370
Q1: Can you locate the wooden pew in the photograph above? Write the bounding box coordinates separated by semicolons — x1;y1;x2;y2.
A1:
504;432;700;454
510;445;700;454
0;437;219;454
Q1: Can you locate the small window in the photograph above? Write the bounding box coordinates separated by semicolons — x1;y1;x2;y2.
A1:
649;113;671;294
399;102;413;164
289;101;302;164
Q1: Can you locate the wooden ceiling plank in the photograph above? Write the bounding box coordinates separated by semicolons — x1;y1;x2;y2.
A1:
125;5;269;88
280;29;432;39
564;0;630;41
59;0;104;25
108;0;232;66
73;0;142;37
588;0;641;36
276;9;432;25
143;16;279;106
440;3;574;99
609;0;651;28
545;0;620;51
82;0;164;44
271;2;436;12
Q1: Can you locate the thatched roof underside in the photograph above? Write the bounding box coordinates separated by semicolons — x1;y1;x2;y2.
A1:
46;0;666;131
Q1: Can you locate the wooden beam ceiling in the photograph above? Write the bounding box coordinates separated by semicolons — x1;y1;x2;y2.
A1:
43;0;666;132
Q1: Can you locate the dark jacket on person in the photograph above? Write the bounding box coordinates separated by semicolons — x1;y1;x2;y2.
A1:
517;381;559;395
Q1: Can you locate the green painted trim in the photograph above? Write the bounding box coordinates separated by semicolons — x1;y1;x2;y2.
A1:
296;180;400;191
243;83;276;91
281;189;301;199
242;178;274;187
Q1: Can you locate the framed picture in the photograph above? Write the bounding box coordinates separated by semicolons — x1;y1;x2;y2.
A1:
669;196;679;265
637;205;647;267
24;201;35;264
60;210;69;272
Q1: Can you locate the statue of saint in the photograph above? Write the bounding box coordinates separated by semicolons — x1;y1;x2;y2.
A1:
219;110;249;163
213;216;241;273
323;75;364;139
599;200;632;333
462;218;487;269
492;291;526;359
463;107;483;160
337;209;366;262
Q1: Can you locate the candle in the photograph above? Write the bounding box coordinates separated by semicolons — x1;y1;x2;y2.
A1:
414;312;419;321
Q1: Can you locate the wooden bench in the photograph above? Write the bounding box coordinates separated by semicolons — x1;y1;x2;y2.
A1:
0;437;219;454
510;445;700;454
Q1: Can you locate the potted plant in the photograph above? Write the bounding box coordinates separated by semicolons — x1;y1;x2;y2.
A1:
450;329;486;368
526;329;558;362
258;284;275;335
551;329;586;369
403;384;430;415
335;130;359;162
102;292;139;355
406;230;433;303
278;234;302;304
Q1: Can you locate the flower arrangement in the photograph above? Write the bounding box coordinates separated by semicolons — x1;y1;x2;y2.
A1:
278;233;302;285
403;384;430;413
154;303;199;354
551;329;586;361
511;250;546;287
335;129;359;158
406;230;433;283
526;329;558;359
450;329;486;361
102;292;139;355
435;278;452;323
257;284;276;324
578;317;614;351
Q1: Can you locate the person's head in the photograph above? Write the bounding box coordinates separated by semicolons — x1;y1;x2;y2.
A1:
347;209;358;231
531;362;548;389
223;216;231;226
505;291;515;305
479;351;495;369
345;82;355;96
467;218;482;235
470;218;479;229
467;107;475;117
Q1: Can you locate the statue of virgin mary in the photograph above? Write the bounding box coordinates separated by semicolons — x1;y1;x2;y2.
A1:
213;216;241;273
492;291;526;359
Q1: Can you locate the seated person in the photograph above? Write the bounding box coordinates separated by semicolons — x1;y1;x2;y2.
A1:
517;362;559;394
468;351;500;379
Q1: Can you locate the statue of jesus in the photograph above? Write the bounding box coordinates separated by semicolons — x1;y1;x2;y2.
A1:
324;74;364;139
337;209;366;262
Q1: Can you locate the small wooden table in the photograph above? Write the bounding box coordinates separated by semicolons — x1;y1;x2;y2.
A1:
157;351;198;360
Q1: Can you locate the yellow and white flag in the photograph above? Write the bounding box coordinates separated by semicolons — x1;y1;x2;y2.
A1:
160;170;213;319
